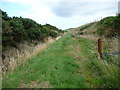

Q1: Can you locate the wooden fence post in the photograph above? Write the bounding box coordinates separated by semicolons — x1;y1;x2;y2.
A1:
98;38;102;59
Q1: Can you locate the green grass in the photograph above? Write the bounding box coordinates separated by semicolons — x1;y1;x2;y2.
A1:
2;34;119;88
3;34;87;88
75;37;119;88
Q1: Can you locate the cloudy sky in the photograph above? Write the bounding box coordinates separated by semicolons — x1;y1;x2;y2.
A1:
0;0;119;30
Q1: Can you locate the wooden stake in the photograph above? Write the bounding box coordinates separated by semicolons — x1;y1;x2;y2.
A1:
98;38;102;59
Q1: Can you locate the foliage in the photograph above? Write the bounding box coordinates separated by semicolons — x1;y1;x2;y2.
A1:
2;34;119;88
97;15;120;37
43;23;64;35
2;34;87;88
1;9;63;50
80;22;95;31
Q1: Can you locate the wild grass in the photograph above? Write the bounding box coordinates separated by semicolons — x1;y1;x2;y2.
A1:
2;34;119;88
2;34;87;88
75;37;119;88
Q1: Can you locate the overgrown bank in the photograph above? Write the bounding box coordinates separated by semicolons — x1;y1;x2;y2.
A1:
1;9;64;51
1;9;64;73
72;14;120;38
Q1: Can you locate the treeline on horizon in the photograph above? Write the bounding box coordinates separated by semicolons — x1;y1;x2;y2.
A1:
1;9;64;51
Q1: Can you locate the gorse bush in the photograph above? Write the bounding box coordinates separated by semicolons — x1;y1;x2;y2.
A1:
1;9;63;50
97;14;120;37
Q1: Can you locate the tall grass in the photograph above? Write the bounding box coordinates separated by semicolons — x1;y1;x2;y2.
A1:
2;34;119;88
2;34;87;88
76;37;119;88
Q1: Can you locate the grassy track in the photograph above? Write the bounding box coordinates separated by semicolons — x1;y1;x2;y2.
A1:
3;34;119;88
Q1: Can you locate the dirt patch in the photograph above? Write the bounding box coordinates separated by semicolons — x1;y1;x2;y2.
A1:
19;81;52;88
56;36;61;40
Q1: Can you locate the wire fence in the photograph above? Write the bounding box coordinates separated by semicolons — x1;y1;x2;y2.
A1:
102;51;120;56
98;38;119;59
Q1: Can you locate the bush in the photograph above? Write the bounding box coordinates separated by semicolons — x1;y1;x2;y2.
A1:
1;9;63;51
97;15;120;37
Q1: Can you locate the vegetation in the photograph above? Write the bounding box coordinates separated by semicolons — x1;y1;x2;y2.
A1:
2;9;119;88
3;34;119;88
79;22;96;31
1;9;63;51
76;14;120;38
97;14;120;37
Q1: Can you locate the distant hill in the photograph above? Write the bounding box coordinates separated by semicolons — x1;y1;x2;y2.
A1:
1;9;64;51
64;28;75;31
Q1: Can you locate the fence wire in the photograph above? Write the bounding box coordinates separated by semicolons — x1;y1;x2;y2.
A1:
102;51;120;56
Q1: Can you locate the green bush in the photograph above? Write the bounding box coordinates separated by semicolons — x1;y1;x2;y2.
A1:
1;9;63;51
97;15;120;37
96;29;104;36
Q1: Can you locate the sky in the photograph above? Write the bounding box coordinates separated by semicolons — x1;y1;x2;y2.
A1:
0;0;119;30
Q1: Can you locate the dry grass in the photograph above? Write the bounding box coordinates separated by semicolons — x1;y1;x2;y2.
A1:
109;38;118;52
2;37;61;75
79;34;99;41
19;81;52;88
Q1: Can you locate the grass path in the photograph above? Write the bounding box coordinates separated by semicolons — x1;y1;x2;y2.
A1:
3;34;119;88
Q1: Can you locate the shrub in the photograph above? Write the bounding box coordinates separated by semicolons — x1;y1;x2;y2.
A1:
97;15;120;37
1;9;63;51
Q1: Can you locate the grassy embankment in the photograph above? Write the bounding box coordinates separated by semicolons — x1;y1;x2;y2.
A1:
3;33;119;88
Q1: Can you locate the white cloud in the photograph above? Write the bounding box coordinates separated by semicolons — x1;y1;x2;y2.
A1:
1;0;118;29
17;1;56;25
3;0;118;2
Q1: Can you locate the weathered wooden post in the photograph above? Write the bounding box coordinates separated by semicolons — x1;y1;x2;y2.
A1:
98;38;102;59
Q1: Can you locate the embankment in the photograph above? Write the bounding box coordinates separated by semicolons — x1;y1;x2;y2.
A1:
2;36;61;74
